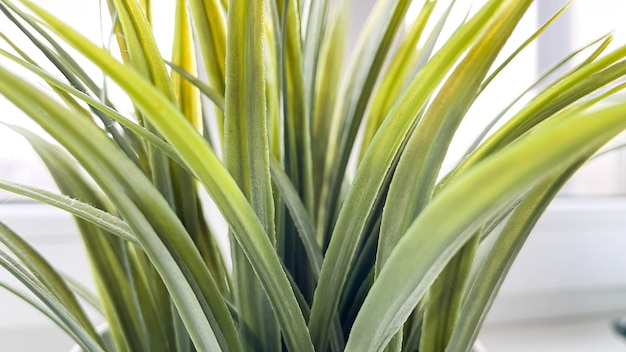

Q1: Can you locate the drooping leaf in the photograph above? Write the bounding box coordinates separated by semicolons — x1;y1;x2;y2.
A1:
0;227;105;352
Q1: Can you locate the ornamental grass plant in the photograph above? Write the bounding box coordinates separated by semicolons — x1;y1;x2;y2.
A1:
0;0;626;351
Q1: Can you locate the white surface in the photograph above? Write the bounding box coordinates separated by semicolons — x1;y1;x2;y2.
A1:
0;326;74;352
481;311;626;352
486;197;626;323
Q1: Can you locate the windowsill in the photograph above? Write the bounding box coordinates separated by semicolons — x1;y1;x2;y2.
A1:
487;196;626;323
480;310;626;352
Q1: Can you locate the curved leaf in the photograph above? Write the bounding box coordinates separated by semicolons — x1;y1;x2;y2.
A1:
18;2;313;351
0;178;136;245
0;231;105;352
0;63;231;352
345;103;626;352
309;2;529;349
445;162;583;352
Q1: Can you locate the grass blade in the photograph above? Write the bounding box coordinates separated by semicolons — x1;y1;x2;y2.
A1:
345;102;626;352
270;158;322;279
318;0;413;243
0;63;231;352
446;161;583;352
0;177;136;245
166;60;225;111
188;0;227;143
359;0;438;158
0;1;140;163
0;226;105;352
15;2;313;350
224;0;280;349
309;2;523;348
310;0;348;220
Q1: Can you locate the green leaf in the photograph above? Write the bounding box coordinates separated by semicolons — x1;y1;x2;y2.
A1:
302;0;330;114
377;0;529;274
0;281;86;339
0;227;105;352
110;0;174;97
272;0;317;311
270;158;323;279
359;0;438;158
166;60;225;111
277;0;315;216
345;102;626;352
317;0;414;243
446;161;583;352
172;0;202;129
0;2;141;163
308;1;525;349
464;33;613;157
0;177;136;245
16;2;313;351
377;4;532;351
188;0;227;142
310;0;348;221
0;63;232;352
223;0;281;349
0;218;105;346
459;44;626;171
16;127;167;352
479;1;572;92
0;49;185;169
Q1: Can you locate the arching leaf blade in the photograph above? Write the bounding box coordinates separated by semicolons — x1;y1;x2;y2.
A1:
18;2;313;350
346;103;626;352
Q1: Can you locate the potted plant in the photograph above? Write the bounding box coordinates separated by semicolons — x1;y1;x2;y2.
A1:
0;0;625;351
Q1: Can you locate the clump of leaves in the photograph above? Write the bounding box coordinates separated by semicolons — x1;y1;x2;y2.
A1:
0;0;626;351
